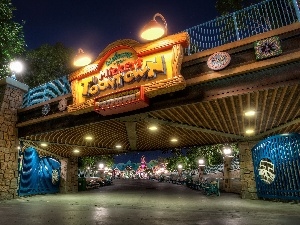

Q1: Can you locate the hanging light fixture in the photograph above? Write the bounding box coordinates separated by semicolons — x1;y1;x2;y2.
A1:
140;13;167;41
73;48;92;67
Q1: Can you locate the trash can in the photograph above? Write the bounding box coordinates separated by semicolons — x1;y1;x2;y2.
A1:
78;177;87;191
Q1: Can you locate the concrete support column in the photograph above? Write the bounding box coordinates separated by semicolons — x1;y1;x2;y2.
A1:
60;156;78;193
223;156;233;192
0;78;28;200
239;141;258;199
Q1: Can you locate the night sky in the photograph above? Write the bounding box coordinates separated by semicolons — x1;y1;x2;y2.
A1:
11;1;218;163
12;0;218;59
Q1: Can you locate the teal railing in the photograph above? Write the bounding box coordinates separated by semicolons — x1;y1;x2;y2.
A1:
22;75;71;108
184;0;300;55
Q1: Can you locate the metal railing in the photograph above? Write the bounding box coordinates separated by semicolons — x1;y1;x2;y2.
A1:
22;75;71;108
184;0;300;55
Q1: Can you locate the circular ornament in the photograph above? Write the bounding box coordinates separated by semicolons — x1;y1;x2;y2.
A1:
207;52;231;71
58;98;67;111
42;103;50;116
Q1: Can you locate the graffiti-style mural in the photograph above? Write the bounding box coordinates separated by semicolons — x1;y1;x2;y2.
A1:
18;147;61;196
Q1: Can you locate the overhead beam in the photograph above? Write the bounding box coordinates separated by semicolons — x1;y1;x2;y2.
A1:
253;117;300;140
144;117;245;140
125;122;137;150
19;139;115;151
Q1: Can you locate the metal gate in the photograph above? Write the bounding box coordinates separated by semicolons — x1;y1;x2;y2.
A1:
18;147;61;196
252;133;300;200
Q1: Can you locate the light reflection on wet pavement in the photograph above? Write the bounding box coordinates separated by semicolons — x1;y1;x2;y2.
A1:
0;179;299;225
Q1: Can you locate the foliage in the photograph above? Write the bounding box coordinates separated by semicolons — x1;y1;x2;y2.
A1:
215;0;260;15
0;0;26;78
165;143;239;171
78;155;115;170
20;43;76;88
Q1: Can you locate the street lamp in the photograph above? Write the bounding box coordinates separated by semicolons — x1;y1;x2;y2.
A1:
222;145;233;158
198;159;205;179
99;163;104;170
177;164;183;176
73;48;92;67
98;163;105;178
9;60;23;80
140;13;168;41
222;145;233;192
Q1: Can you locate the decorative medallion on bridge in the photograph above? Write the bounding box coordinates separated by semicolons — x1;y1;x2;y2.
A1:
258;158;275;184
58;98;67;111
207;52;231;70
42;103;50;116
254;36;282;60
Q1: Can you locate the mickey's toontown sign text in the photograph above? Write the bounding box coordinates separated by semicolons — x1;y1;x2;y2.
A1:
68;32;189;115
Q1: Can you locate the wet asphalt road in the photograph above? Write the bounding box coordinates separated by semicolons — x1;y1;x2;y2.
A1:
0;179;299;225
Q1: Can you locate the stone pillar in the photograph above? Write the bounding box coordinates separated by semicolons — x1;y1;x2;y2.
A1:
60;156;78;193
223;156;233;192
239;141;258;199
0;78;28;200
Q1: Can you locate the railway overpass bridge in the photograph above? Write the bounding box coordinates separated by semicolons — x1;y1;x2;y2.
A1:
1;0;300;200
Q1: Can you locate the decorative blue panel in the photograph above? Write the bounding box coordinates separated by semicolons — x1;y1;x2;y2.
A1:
252;133;300;200
18;147;61;196
22;75;71;108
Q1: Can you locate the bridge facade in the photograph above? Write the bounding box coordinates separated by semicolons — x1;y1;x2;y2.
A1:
0;0;300;200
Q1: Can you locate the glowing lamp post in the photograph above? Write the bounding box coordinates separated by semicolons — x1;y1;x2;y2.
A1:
177;164;183;176
99;163;105;178
198;159;205;178
99;163;104;170
9;60;23;80
222;145;233;192
223;146;232;157
140;13;167;41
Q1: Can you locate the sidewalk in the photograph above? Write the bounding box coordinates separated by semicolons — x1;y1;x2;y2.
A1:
0;179;299;225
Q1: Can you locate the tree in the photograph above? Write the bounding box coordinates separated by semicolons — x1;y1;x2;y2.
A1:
0;0;26;78
215;0;260;15
21;43;76;88
78;155;115;171
165;143;239;171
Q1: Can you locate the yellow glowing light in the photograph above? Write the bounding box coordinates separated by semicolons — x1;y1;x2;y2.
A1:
85;136;93;140
74;48;92;67
198;159;205;165
115;145;122;148
141;27;165;41
40;143;48;147
99;163;104;169
140;13;167;41
223;147;232;156
245;110;256;117
170;138;178;142
148;126;158;131
245;129;254;134
73;149;80;153
10;60;23;73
